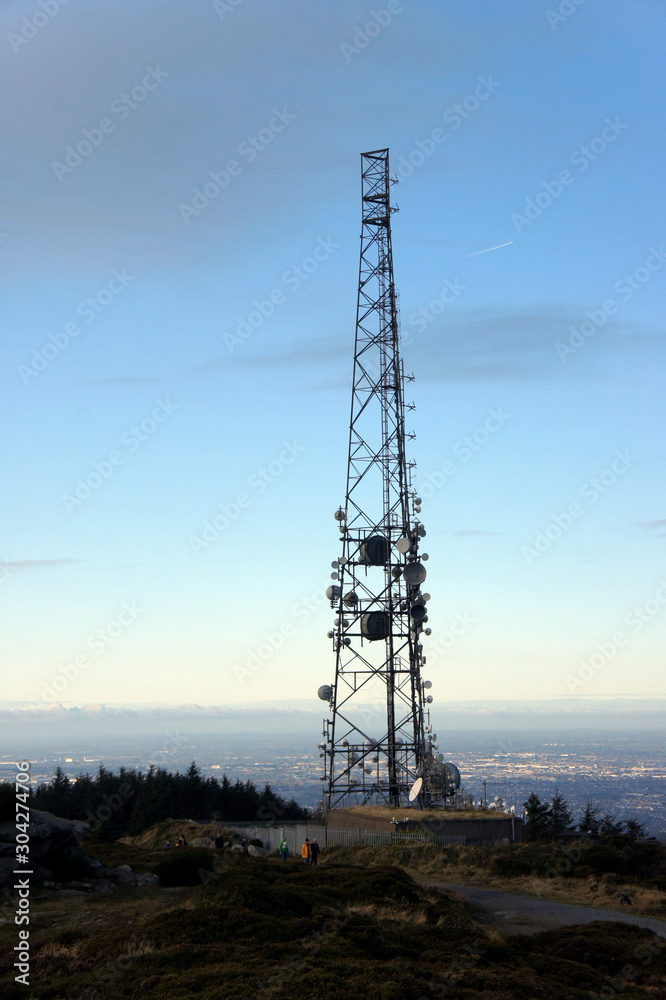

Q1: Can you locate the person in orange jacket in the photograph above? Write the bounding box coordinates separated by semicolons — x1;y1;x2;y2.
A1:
301;838;311;863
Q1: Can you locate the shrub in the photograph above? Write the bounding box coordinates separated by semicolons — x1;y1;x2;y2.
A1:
155;848;215;886
49;845;95;880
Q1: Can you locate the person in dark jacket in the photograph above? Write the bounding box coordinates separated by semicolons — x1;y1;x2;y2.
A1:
309;840;320;866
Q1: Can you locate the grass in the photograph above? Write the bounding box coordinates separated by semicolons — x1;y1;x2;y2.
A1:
1;834;666;999
321;840;666;918
118;818;233;850
0;822;666;1000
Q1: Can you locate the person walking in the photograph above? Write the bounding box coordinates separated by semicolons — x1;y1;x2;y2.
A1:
301;838;311;864
309;839;320;866
279;837;289;861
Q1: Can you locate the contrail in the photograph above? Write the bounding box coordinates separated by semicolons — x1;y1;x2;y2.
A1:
463;241;514;258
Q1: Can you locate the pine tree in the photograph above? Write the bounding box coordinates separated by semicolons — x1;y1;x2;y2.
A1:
549;788;573;837
523;792;551;841
599;812;623;837
622;817;647;840
578;800;600;835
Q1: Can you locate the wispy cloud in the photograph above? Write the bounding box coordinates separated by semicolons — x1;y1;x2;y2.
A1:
184;306;665;388
1;558;81;571
633;518;666;538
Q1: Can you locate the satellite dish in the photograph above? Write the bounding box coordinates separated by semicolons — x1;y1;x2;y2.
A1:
359;535;388;566
423;680;432;689
404;563;426;586
408;776;423;802
395;537;411;554
410;604;427;621
361;611;390;641
443;762;461;790
326;585;341;600
318;685;333;702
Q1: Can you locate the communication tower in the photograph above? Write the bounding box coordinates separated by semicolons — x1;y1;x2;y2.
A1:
317;149;459;810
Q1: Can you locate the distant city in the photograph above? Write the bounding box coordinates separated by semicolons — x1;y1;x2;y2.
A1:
3;724;664;839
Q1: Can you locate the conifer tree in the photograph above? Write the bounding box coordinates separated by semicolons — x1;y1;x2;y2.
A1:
549;787;573;837
523;792;551;840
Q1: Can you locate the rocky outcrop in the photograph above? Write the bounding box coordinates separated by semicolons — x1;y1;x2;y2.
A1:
190;837;214;848
0;809;88;887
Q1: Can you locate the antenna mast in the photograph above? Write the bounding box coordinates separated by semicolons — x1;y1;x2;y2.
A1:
318;149;457;810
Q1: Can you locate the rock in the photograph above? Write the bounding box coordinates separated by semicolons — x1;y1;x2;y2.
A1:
110;864;135;883
135;873;159;886
0;810;85;888
190;837;214;848
90;880;114;894
57;889;88;897
248;845;269;858
64;881;93;892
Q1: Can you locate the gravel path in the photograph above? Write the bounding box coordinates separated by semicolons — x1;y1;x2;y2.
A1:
419;881;666;938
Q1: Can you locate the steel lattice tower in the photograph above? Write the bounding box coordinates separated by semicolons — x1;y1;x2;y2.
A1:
318;149;458;811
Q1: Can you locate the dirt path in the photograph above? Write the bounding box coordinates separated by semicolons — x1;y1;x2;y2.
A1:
419;881;666;938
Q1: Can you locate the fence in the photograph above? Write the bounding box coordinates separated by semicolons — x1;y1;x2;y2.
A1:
221;822;466;855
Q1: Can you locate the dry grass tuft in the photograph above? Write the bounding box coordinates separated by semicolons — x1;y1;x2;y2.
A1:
36;942;82;959
345;903;429;925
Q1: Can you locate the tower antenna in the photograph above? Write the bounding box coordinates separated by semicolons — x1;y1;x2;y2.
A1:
318;149;458;810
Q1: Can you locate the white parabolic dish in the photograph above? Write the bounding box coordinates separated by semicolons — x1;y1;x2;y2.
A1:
408;776;423;802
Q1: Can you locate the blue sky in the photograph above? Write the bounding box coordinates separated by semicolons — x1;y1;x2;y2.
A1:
1;0;665;711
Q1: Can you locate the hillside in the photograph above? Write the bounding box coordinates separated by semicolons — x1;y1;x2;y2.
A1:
323;838;666;918
1;831;665;999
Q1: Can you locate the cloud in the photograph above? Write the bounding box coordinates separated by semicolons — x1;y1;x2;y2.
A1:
185;306;666;388
407;308;666;384
1;558;81;572
633;519;666;531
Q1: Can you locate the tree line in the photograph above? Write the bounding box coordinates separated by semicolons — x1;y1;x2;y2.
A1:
523;788;647;841
25;762;307;840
